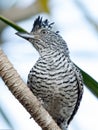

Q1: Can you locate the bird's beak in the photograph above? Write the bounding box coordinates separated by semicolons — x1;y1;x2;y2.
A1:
16;32;34;40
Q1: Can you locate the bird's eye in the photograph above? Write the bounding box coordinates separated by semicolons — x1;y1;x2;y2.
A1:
41;30;47;34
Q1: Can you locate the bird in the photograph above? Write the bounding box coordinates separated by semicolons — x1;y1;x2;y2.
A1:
16;16;83;130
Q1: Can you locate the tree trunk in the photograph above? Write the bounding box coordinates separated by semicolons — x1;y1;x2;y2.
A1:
0;48;61;130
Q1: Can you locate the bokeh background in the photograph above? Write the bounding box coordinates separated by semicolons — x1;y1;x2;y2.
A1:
0;0;98;130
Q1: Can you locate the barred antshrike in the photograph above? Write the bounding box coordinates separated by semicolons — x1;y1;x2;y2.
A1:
16;16;83;130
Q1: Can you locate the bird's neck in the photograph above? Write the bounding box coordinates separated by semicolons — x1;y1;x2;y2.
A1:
40;48;60;59
40;48;61;57
39;48;69;67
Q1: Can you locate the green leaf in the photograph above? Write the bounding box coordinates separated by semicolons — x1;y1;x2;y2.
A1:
0;15;98;98
0;15;27;33
80;68;98;98
75;64;98;98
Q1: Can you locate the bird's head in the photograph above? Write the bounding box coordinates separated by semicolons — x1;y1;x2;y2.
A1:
16;16;69;56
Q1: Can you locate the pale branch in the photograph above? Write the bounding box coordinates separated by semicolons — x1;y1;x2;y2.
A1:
0;48;61;130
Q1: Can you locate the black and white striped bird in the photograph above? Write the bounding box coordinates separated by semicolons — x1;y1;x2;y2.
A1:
16;16;83;130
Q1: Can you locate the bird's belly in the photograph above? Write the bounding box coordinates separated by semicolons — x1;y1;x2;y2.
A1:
27;60;79;124
29;76;78;123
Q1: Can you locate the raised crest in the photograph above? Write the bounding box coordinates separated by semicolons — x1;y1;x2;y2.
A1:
31;16;54;32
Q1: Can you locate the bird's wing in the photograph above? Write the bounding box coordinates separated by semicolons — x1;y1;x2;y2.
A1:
67;65;83;125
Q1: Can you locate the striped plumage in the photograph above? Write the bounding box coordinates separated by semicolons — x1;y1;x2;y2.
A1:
16;16;83;130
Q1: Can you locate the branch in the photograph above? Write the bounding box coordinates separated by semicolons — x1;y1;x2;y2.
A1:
0;48;61;130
